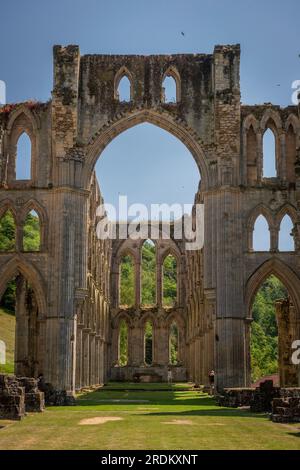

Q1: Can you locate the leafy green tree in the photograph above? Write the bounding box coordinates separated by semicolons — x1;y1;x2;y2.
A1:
169;322;179;364
0;211;16;251
250;275;287;382
0;210;40;310
119;320;128;366
23;211;41;251
163;254;177;307
141;240;156;306
120;255;135;306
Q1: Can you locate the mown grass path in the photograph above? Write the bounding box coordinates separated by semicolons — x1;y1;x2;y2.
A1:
0;386;300;450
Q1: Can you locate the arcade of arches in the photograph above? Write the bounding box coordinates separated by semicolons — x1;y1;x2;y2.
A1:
0;44;300;393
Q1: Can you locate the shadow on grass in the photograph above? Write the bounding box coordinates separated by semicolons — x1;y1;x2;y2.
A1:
288;432;300;438
141;408;268;419
75;390;268;419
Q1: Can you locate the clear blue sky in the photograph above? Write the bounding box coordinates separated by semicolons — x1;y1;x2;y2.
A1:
0;0;298;247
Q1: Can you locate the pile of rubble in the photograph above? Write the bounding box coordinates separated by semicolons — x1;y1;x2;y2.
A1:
38;380;75;406
216;387;254;408
217;380;300;422
271;388;300;423
0;374;44;420
217;380;280;412
250;380;280;412
217;380;280;413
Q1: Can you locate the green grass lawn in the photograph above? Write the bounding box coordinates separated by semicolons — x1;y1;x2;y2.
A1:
0;308;15;374
0;388;299;450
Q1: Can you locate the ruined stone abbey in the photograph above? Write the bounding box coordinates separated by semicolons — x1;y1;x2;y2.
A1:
0;44;300;394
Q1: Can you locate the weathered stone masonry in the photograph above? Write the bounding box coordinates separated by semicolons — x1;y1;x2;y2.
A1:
0;44;300;393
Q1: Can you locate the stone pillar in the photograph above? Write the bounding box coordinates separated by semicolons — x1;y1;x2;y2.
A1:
82;328;90;387
76;324;83;390
216;317;247;390
276;299;299;387
131;322;142;366
15;275;29;376
89;332;96;386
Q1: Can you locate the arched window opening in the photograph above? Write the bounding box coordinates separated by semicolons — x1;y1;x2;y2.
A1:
0;275;39;377
250;275;287;384
279;214;294;252
119;254;135;307
253;215;270;251
163;254;177;307
263;128;277;178
16;132;31;180
95;123;200;221
144;320;153;366
118;319;128;366
117;75;131;102
23;210;41;252
141;240;156;306
0;210;16;252
169;322;179;365
0;278;16;373
162;76;177;103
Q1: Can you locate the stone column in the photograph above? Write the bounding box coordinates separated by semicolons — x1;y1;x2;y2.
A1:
82;328;91;387
15;275;29;376
89;332;96;386
75;323;83;390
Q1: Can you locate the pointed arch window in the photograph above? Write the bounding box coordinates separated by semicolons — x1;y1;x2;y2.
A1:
253;215;270;251
0;210;16;251
162;68;180;103
169;322;179;365
115;68;132;102
144;320;153;366
23;210;41;252
163;253;177;307
118;319;129;366
119;253;135;307
141;240;156;306
263;128;277;178
16;132;32;180
279;214;294;252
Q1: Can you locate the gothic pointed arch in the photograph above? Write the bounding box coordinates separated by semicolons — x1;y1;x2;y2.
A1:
162;65;181;102
0;256;47;316
245;258;300;316
83;108;209;190
114;66;133;101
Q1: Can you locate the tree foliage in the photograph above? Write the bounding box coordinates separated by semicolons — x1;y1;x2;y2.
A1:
0;211;40;310
163;254;177;307
119;320;128;366
141;241;156;306
120;255;135;307
0;211;16;251
250;275;287;382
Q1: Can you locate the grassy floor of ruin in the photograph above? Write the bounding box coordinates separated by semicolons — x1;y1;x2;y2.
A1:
0;385;300;450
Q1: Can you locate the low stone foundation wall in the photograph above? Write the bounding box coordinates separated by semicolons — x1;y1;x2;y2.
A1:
217;381;300;422
217;380;279;412
0;374;44;420
110;365;187;382
38;381;75;406
272;396;300;422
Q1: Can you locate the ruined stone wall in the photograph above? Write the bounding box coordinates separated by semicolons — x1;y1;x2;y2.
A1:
0;44;299;392
75;173;111;389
